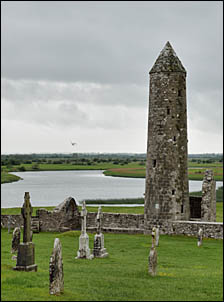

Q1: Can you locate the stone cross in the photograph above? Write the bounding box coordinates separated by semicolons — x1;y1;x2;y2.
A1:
11;227;21;259
21;192;33;243
96;206;102;234
81;201;87;235
49;238;64;295
197;228;203;247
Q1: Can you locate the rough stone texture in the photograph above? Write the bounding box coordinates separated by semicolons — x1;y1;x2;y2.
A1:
76;201;93;259
11;227;21;258
1;213;223;239
171;221;223;239
197;228;203;247
49;238;64;295
145;41;190;231
87;212;145;230
155;226;160;247
37;197;80;232
148;247;157;276
13;192;37;272
8;215;13;233
93;207;108;258
151;227;156;248
201;170;216;222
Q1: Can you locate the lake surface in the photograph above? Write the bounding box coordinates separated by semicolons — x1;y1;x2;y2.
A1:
1;170;223;208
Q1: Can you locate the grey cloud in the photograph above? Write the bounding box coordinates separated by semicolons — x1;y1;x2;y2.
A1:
2;78;147;108
2;1;222;91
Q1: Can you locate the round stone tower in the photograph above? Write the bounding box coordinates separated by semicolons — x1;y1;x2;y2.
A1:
144;41;190;231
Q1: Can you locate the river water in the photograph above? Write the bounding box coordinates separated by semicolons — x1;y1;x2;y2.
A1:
1;170;223;208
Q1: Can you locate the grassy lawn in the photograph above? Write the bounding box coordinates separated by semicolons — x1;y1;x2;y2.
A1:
1;229;223;301
1;201;223;222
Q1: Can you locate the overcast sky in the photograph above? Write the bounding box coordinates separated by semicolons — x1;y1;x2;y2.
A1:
1;1;223;154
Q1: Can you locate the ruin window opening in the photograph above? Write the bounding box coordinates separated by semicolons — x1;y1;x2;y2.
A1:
178;89;182;97
181;204;184;213
153;159;157;168
172;189;175;195
167;108;170;115
173;136;176;142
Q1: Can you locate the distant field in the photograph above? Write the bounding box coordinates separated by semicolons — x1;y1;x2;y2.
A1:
104;166;223;181
1;161;223;183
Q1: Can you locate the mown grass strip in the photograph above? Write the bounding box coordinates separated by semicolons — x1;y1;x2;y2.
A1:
1;229;223;301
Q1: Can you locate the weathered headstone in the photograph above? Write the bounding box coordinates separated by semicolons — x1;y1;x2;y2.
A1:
11;227;21;260
30;230;33;242
76;201;93;259
49;238;64;295
197;228;203;247
13;192;37;271
93;206;108;258
148;227;157;276
155;226;160;247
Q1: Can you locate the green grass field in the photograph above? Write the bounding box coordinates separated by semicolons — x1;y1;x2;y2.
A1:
1;229;223;301
1;172;22;184
1;201;223;222
1;161;223;184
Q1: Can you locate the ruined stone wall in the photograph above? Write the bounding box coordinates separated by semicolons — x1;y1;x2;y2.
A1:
86;212;145;230
36;209;80;232
1;214;23;229
171;221;223;239
1;213;222;239
201;170;216;221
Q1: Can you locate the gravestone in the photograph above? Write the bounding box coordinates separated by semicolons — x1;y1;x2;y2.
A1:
148;227;157;276
49;238;64;295
11;227;21;260
197;228;203;247
155;226;160;247
30;230;33;242
76;201;93;259
13;192;37;271
93;206;108;258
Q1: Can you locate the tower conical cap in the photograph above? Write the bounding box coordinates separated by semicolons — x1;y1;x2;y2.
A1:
149;41;186;74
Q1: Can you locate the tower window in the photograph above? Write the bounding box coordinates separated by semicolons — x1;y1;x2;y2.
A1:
153;159;156;168
181;204;184;213
173;136;176;142
178;89;182;97
167;108;170;115
172;189;175;195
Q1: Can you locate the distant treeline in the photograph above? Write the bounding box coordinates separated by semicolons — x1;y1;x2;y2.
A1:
1;152;223;167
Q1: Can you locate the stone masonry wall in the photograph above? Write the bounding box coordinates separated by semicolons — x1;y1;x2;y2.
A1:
1;212;222;239
201;170;216;221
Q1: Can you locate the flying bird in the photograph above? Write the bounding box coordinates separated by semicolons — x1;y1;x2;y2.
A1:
70;140;77;146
